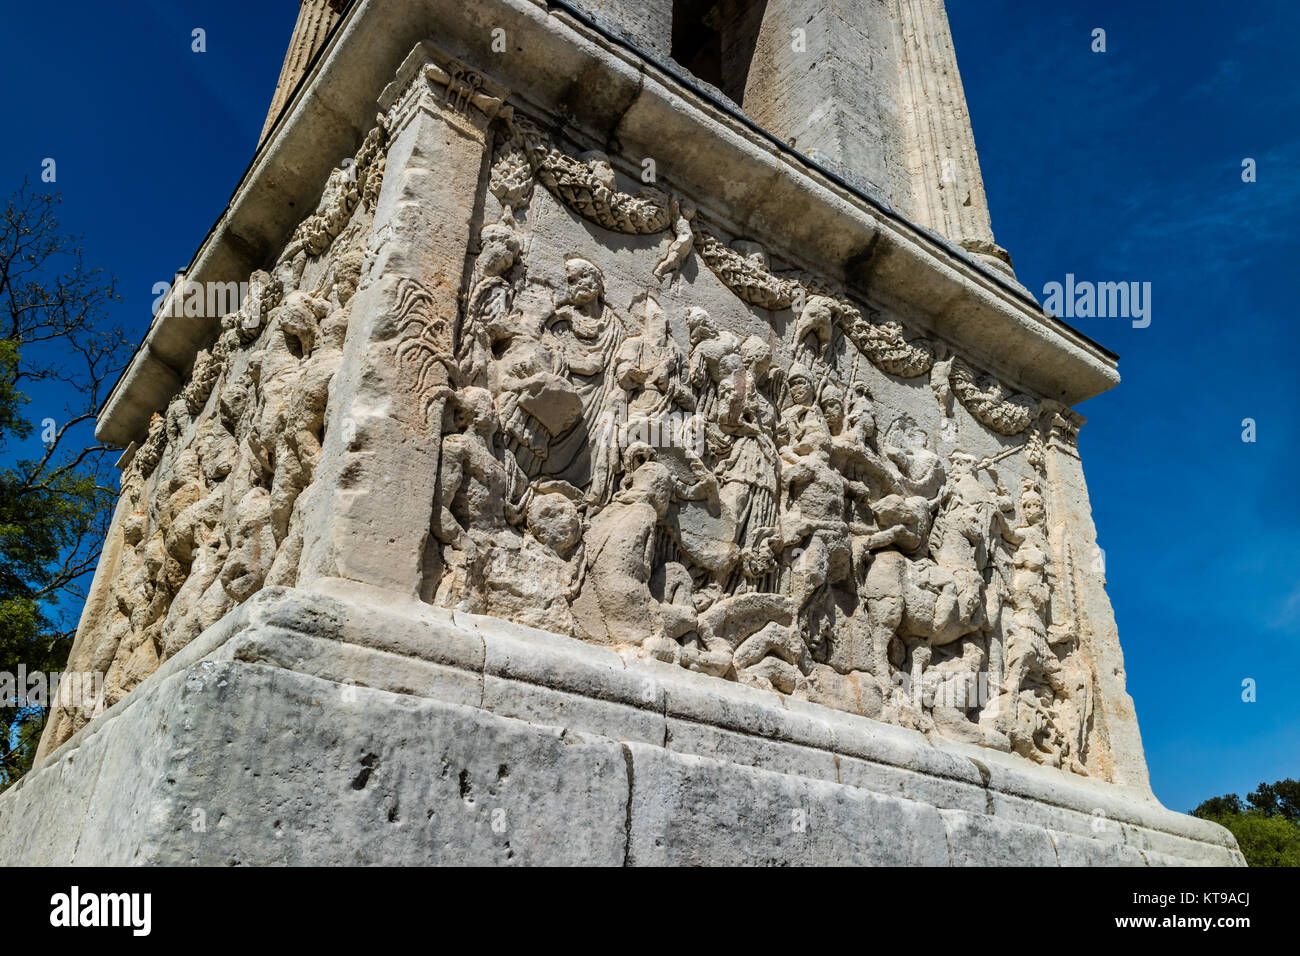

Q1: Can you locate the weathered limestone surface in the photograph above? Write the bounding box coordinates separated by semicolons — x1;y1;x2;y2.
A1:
8;0;1238;865
568;0;1004;260
737;0;912;205
0;589;1243;866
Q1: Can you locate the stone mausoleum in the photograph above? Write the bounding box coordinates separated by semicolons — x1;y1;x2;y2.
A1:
0;0;1241;865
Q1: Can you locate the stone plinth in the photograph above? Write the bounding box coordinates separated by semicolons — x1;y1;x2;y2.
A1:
0;589;1241;866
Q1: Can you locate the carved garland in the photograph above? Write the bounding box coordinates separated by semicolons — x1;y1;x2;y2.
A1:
109;70;1087;772
502;115;1052;436
509;115;673;234
692;226;799;310
948;357;1038;436
838;301;935;379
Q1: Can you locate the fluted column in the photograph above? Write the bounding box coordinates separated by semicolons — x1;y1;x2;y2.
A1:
259;0;348;144
895;0;1013;274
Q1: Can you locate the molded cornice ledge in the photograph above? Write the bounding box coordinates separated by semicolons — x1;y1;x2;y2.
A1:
97;0;1119;447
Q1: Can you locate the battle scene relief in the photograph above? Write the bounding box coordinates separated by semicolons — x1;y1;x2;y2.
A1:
428;108;1100;775
39;122;390;754
42;77;1102;780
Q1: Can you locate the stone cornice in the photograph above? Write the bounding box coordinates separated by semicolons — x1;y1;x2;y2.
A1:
97;0;1119;446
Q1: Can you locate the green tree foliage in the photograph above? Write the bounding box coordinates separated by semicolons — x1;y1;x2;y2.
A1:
1194;813;1300;868
1192;778;1300;867
1191;792;1243;818
1245;778;1300;823
0;183;127;788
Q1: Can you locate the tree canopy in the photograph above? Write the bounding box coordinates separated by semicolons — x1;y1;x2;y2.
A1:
1192;777;1300;867
0;182;128;788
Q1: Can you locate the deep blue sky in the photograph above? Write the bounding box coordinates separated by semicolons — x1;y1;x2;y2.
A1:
947;0;1300;811
1;1;1295;814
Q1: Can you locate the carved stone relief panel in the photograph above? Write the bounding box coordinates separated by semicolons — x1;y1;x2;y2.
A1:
44;52;1101;781
431;106;1101;775
38;122;389;757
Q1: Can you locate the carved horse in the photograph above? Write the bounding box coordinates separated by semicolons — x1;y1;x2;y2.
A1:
856;492;989;684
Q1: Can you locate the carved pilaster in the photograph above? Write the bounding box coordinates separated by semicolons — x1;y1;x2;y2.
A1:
1036;410;1151;791
894;0;1013;274
297;45;507;600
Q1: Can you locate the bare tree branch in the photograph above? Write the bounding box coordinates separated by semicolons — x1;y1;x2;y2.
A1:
1;179;131;643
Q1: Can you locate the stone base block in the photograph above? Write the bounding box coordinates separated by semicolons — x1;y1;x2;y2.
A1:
0;588;1243;866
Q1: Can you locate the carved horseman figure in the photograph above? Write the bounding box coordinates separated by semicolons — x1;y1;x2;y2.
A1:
41;90;1124;788
927;452;1004;629
858;451;999;687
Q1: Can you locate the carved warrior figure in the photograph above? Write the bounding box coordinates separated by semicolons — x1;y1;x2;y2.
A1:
857;453;1009;711
432;386;539;613
434;387;523;590
980;480;1091;772
714;335;780;587
458;222;522;387
571;443;702;648
669;316;777;590
777;363;831;456
421;115;1098;771
613;294;696;454
685;306;739;424
430;379;588;636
